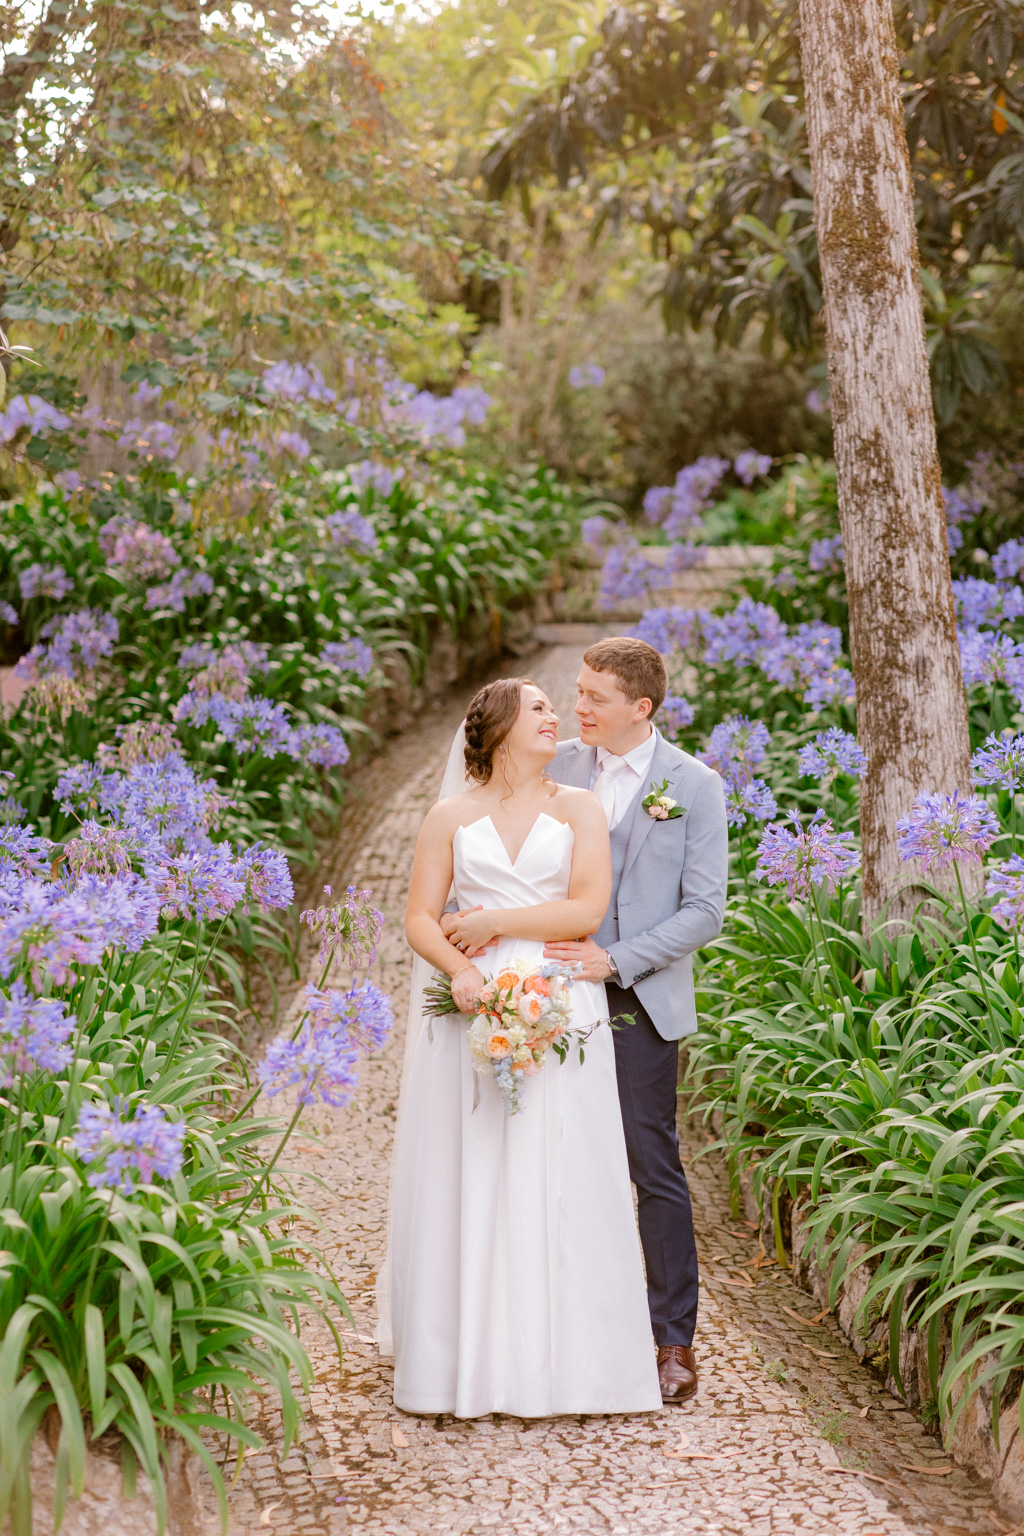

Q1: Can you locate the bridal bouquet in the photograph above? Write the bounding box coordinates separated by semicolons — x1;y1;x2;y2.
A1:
424;958;588;1115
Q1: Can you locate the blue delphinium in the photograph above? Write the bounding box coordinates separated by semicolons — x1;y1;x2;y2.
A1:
322;639;373;678
305;980;394;1055
798;728;867;782
755;810;859;898
258;1022;361;1108
659;695;695;734
986;855;1024;930
972;731;1024;792
73;1099;186;1195
896;790;999;871
725;778;777;829
0;981;73;1084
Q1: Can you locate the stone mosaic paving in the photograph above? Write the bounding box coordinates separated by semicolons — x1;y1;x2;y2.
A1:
210;643;1003;1536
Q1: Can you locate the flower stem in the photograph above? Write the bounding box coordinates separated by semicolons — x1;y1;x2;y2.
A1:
80;1187;117;1321
235;1098;305;1221
230;959;332;1124
953;861;1000;1047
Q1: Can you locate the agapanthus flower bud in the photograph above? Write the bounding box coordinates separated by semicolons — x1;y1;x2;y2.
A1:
300;884;384;970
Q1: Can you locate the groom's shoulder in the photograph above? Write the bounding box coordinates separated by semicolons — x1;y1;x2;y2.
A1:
555;736;586;756
661;737;720;787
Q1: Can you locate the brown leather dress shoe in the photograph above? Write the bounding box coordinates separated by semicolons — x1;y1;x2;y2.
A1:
657;1345;698;1403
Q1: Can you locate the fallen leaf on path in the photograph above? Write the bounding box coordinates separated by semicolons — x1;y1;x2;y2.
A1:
824;1468;901;1490
898;1463;953;1476
341;1331;376;1345
858;1406;870;1418
727;1230;752;1239
390;1424;410;1449
804;1346;839;1359
812;1307;832;1323
718;1275;754;1289
781;1305;822;1327
258;1506;281;1526
663;1429;691;1458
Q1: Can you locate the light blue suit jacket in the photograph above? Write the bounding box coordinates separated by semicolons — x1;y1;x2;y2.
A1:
547;730;728;1041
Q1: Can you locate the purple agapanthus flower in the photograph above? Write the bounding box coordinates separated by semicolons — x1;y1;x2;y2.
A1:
896;789;999;871
972;731;1024;791
798;728;867;782
958;629;1024;694
725;778;778;829
346;461;402;498
300;884;384;970
0;881;108;984
32;608;118;678
0;394;70;441
808;535;844;574
145;569;213;613
325;509;378;554
150;846;246;922
97;720;180;772
630;606;706;655
0;826;52;884
734;449;772;485
993;540;1024;582
262;360;335;404
286;722;351;769
205;695;294;755
0;601;17;626
64;822;143;880
0;980;73;1085
304;980;394;1055
600;543;663;607
986;855;1024;931
659;695;695;734
118;758;226;850
98;517;180;581
60;873;161;954
73;1099;186;1194
952;577;1024;631
568;362;605;389
55;762;124;818
257;1022;360;1108
755;810;860;898
582;516;614;550
233;844;294;913
700;716;771;782
117;419;179;460
322;639;373;678
19;563;73;601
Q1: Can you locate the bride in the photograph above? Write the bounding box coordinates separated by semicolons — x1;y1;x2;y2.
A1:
384;676;661;1419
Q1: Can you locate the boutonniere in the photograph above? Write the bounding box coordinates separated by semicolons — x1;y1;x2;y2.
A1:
643;779;685;820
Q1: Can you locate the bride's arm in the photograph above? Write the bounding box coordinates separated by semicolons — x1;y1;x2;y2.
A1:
405;804;486;1008
445;794;611;948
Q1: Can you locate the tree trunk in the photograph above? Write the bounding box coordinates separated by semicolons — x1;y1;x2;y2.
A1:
798;0;974;928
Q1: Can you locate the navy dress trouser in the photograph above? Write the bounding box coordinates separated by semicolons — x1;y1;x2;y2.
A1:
606;980;700;1348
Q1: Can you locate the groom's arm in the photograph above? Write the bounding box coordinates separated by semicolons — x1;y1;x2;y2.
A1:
608;772;728;986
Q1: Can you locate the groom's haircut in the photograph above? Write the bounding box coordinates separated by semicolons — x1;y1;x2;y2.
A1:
583;637;667;715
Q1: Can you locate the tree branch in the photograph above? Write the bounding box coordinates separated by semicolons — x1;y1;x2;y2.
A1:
0;0;84;118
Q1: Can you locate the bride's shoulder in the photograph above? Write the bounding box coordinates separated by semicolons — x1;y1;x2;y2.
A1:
421;789;489;835
547;782;604;823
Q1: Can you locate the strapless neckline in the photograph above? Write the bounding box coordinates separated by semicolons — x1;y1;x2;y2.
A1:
455;811;567;870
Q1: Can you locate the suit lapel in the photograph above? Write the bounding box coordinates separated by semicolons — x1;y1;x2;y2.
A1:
555;739;596;789
620;732;685;881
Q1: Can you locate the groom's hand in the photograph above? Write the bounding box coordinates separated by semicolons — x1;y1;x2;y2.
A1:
544;937;614;982
440;906;492;959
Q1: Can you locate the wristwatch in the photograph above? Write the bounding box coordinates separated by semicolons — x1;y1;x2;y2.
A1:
604;949;619;980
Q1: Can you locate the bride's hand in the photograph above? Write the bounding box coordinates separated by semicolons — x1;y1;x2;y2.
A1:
451;962;487;1013
447;907;501;952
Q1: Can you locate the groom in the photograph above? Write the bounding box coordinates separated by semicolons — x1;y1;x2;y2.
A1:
544;636;727;1403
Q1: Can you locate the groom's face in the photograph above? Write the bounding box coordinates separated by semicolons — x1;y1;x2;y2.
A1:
575;663;652;748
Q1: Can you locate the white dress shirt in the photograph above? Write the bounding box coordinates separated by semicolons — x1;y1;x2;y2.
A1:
588;730;658;830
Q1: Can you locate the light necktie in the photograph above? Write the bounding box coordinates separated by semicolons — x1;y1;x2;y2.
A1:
594;755;629;828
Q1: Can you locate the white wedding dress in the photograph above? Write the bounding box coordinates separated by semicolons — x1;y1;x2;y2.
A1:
387;810;662;1418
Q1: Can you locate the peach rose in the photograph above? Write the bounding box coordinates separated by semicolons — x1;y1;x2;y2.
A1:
495;969;521;992
517;992;546;1026
524;975;551;997
487;1031;512;1058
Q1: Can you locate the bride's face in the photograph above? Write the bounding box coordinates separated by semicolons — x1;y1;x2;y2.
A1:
503;685;559;770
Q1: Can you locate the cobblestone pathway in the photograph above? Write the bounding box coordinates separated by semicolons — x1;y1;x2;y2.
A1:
215;641;1001;1536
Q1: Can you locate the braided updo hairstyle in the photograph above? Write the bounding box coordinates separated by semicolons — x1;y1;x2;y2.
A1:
464;677;535;784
